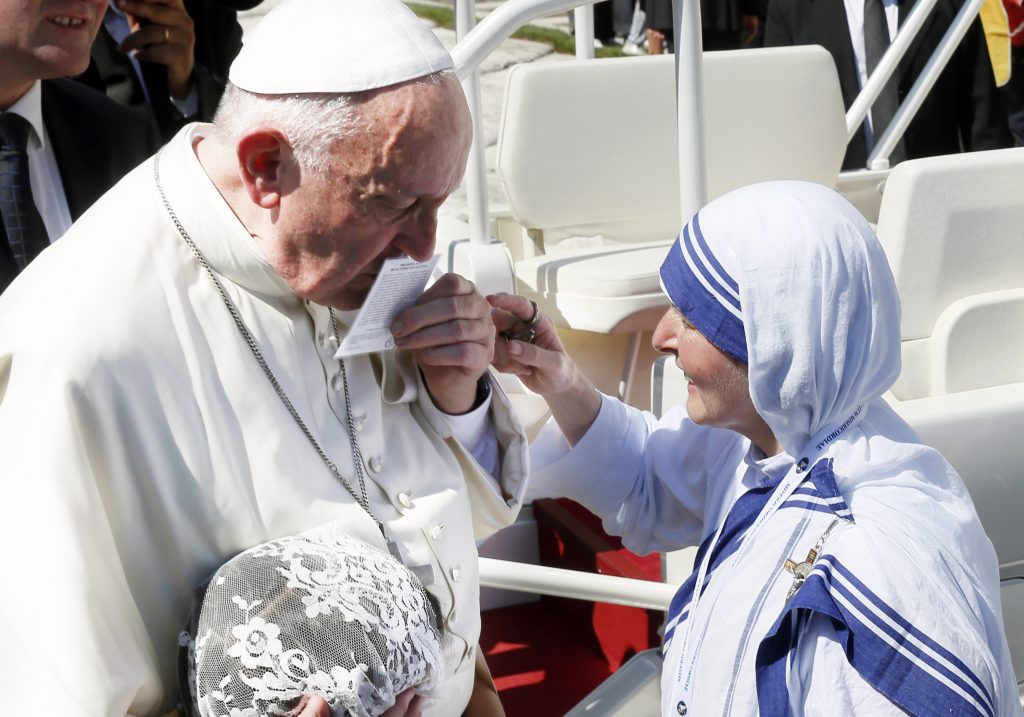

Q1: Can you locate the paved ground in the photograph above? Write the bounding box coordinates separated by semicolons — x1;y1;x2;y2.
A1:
237;0;577;217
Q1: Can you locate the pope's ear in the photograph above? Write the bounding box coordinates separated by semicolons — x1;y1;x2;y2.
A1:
236;130;291;209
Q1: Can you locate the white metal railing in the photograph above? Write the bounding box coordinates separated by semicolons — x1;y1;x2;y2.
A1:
453;0;603;254
574;4;595;59
452;0;707;247
844;0;938;143
454;0;490;248
451;0;987;248
672;0;705;219
479;557;677;611
868;0;986;169
453;0;600;76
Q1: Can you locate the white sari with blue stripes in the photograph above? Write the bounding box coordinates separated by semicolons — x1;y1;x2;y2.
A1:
529;181;1020;716
531;396;1018;716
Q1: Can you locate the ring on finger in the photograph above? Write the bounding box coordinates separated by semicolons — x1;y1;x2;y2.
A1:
164;27;170;42
502;300;542;344
525;299;541;327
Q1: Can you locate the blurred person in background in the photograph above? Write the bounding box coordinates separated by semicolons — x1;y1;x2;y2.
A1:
765;0;1011;169
0;0;157;292
77;0;257;141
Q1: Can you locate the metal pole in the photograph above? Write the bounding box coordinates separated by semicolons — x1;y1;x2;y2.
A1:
868;0;985;169
455;0;491;246
453;0;601;77
575;5;596;59
674;0;706;219
479;557;677;610
845;0;938;142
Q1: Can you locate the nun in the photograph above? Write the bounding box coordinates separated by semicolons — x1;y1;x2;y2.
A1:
489;180;1020;716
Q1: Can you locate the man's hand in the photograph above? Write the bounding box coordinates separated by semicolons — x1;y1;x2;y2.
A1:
741;14;761;47
287;695;330;717
391;273;495;415
383;689;425;717
117;0;196;99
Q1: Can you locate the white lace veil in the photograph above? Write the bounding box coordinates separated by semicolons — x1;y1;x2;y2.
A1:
178;525;445;717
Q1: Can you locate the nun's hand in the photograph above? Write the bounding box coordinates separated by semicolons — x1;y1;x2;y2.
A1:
487;292;572;395
488;293;602;445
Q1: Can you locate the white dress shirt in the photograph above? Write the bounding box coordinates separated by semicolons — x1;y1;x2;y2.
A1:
844;0;900;144
2;82;73;242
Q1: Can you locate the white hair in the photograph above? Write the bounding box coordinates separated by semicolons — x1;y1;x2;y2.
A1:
211;72;456;179
211;84;358;177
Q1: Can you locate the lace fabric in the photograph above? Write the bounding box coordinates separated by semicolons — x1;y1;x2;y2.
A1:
179;526;444;717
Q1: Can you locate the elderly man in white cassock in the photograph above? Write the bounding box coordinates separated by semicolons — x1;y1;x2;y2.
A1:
0;0;527;715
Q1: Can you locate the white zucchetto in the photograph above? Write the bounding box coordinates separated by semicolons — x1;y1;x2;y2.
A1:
229;0;455;95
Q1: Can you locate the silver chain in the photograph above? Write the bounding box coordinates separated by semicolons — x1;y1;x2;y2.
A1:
153;151;380;532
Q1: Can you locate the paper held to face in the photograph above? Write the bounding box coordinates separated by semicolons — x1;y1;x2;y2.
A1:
334;255;439;358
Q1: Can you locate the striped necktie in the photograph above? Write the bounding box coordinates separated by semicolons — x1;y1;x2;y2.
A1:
0;112;50;273
863;0;906;163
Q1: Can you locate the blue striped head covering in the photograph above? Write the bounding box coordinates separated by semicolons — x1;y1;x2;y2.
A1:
659;211;747;364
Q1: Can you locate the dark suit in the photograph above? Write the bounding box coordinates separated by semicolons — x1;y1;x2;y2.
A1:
0;79;159;291
765;0;1012;168
77;0;244;142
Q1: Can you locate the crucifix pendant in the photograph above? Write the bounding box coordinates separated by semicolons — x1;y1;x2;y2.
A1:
782;518;841;601
784;547;818;600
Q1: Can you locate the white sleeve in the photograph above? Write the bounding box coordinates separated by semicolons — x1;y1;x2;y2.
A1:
0;355;162;716
528;392;746;555
789;612;906;716
413;369;529;540
443;387;498;477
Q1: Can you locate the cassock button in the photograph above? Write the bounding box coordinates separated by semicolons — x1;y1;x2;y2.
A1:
319;333;338;350
676;701;687;715
430;523;446;540
451;567;460;583
398;492;413;509
353;413;367;432
368;456;384;473
330;374;344;392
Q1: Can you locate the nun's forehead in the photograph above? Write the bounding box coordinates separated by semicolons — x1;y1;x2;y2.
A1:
659;213;747;364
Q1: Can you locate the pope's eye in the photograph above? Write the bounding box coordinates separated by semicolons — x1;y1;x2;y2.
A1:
374;197;416;219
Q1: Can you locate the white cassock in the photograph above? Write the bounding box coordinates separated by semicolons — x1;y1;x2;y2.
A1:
0;124;528;717
531;180;1021;717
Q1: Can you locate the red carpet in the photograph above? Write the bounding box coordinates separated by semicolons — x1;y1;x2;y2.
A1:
480;499;664;716
481;599;612;716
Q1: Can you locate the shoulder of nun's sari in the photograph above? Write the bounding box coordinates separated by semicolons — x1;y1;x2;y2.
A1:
754;526;1000;717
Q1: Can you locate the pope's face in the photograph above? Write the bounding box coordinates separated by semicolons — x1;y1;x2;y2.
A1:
0;0;106;106
264;75;473;310
652;306;757;432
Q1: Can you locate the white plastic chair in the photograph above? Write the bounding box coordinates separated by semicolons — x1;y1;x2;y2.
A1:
876;147;1024;579
873;148;1024;698
494;46;847;397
